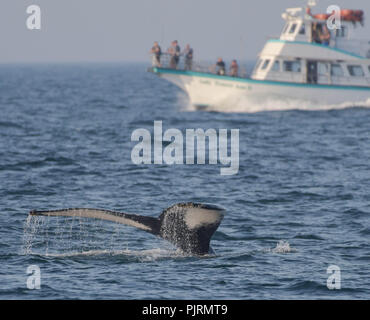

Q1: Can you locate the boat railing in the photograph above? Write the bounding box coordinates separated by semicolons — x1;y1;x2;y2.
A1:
150;53;249;79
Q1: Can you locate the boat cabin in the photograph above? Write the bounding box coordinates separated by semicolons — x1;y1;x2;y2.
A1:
252;6;370;87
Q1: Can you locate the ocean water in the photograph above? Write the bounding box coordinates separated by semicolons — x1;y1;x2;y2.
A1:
0;63;369;300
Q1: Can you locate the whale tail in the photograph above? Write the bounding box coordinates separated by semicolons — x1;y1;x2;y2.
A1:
29;202;225;255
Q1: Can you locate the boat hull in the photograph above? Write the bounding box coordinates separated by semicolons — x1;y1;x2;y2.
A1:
153;68;370;111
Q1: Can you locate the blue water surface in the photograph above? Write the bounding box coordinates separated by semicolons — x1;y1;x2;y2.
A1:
0;63;369;299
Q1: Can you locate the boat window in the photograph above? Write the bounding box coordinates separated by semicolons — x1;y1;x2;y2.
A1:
331;64;344;77
255;59;263;71
283;60;301;72
261;59;271;70
271;60;280;72
347;65;365;77
299;23;306;35
282;23;290;34
318;63;329;75
289;23;297;34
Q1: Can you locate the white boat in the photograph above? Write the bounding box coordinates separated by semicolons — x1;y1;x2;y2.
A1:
149;1;370;111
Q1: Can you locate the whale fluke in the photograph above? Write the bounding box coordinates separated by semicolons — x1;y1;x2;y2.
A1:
29;203;225;255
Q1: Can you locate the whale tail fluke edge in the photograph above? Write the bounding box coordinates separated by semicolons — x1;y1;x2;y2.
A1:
29;202;225;255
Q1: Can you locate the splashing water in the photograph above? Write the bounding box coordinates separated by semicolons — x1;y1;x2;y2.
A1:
186;94;370;113
260;240;296;254
22;215;44;254
21;215;183;260
22;215;131;256
42;248;188;262
271;240;296;254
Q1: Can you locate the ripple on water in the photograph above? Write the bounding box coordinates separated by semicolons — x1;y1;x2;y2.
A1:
1;64;370;299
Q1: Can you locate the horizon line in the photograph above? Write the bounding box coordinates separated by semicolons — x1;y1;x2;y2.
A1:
0;58;257;65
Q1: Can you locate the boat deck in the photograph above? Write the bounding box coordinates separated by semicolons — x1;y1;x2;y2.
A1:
150;53;249;80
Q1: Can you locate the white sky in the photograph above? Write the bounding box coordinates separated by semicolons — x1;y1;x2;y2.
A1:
0;0;369;63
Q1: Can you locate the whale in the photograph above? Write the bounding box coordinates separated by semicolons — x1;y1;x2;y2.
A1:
29;202;225;255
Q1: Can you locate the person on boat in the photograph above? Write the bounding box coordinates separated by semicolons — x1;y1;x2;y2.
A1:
183;44;194;70
319;25;331;46
215;58;226;76
168;40;181;69
150;42;162;67
312;22;320;43
312;23;322;44
229;60;239;77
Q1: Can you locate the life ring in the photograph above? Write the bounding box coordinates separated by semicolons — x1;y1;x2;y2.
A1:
341;9;354;17
313;9;364;22
341;9;364;22
353;10;364;22
314;14;330;20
